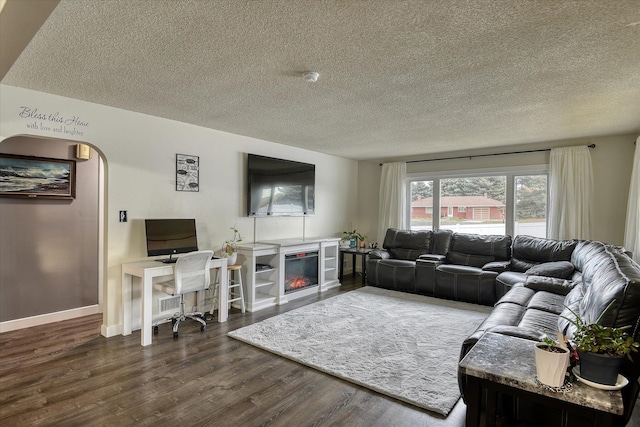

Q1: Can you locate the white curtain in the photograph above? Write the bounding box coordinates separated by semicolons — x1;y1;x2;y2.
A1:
377;162;407;242
547;146;594;240
624;137;640;262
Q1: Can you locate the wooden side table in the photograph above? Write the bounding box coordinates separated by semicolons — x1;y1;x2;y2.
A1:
459;332;624;427
339;248;372;284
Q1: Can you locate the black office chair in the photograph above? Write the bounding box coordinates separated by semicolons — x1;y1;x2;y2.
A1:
153;250;213;338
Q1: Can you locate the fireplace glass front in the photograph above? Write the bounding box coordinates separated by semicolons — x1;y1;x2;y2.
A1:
284;251;319;293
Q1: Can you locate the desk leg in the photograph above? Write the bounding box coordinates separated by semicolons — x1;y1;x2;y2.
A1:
351;253;356;278
141;274;153;346
360;253;367;284
122;272;132;336
465;376;482;427
218;267;228;323
339;251;345;281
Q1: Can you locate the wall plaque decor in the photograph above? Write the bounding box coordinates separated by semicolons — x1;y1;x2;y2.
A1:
0;153;76;199
176;153;199;192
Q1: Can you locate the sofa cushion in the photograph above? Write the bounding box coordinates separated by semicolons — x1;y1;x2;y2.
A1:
558;283;584;336
579;243;640;334
473;302;525;330
389;247;430;261
526;291;565;315
432;229;454;255
446;250;495;268
522;275;576;296
496;271;527;287
526;261;575;279
367;259;416;292
450;233;512;261
510;235;577;273
383;228;433;260
383;228;432;250
495;284;535;307
518;308;561;333
435;264;497;305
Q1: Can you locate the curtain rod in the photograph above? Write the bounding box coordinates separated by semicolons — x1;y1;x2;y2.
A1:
379;144;596;166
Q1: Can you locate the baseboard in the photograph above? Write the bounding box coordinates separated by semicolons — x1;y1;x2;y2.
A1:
0;305;101;333
101;323;122;338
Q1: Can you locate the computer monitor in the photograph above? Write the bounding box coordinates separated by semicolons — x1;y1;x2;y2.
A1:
144;219;198;263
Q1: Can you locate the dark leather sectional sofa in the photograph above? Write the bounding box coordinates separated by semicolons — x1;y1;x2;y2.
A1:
366;228;640;425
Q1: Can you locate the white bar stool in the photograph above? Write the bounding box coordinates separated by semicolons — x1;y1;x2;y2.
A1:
210;264;246;314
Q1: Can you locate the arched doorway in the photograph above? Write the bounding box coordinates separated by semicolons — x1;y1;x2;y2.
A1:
0;135;106;331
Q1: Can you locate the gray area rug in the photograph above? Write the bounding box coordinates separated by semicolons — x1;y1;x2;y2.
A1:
228;287;491;415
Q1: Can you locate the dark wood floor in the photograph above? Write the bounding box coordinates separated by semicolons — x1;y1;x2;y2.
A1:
0;275;467;427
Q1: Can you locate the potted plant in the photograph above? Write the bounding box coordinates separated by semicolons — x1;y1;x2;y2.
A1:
563;300;639;385
342;230;366;249
534;333;570;388
222;224;243;265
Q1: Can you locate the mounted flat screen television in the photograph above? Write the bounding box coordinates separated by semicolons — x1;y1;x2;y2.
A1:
247;154;315;217
145;218;198;263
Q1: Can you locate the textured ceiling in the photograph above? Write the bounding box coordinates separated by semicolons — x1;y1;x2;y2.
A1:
2;0;639;160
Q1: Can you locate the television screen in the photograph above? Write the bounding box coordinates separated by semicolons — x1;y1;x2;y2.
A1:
144;219;198;260
247;154;315;216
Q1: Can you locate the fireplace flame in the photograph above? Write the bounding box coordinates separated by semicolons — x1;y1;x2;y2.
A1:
286;276;310;289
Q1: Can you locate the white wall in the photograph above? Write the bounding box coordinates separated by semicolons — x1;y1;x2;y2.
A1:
0;85;359;336
358;134;637;246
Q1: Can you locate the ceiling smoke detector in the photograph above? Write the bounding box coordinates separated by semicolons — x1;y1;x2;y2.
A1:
303;71;319;83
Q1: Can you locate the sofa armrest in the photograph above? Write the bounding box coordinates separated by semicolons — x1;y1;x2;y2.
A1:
482;260;510;273
418;253;446;262
523;275;576;296
368;249;391;260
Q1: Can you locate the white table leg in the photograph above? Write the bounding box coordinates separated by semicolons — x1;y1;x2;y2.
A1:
122;272;132;336
218;262;228;322
141;274;153;346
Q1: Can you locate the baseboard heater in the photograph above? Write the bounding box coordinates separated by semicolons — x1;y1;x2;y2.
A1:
158;295;180;314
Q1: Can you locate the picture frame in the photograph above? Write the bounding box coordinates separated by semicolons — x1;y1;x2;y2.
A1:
0;153;76;199
176;153;199;192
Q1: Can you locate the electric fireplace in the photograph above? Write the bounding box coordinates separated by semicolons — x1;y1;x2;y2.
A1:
284;251;318;293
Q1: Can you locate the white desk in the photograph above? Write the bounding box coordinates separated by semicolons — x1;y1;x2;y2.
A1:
122;257;228;346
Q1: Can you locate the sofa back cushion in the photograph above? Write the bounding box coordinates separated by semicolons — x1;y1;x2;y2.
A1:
432;229;453;255
383;228;433;260
575;242;640;340
510;235;577;272
446;233;512;267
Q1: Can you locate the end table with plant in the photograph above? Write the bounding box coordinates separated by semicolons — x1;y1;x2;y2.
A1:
342;230;366;248
563;300;640;386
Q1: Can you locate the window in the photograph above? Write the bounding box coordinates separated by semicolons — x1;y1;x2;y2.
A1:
515;175;547;238
440;176;506;235
410;180;433;230
408;170;547;237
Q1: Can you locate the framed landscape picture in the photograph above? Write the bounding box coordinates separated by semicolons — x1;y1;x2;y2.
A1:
0;153;76;199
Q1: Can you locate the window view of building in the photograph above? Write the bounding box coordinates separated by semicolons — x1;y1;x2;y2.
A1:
439;176;506;235
410;180;433;230
409;173;547;237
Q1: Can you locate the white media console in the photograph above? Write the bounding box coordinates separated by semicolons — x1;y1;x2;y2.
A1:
237;238;341;312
